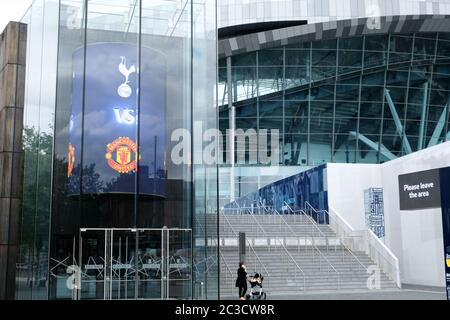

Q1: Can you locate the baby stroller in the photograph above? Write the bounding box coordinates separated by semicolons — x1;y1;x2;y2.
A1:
246;273;266;300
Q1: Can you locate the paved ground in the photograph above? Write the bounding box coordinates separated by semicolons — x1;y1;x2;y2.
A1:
222;285;447;300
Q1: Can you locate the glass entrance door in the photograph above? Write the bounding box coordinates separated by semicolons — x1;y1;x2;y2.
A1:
78;228;192;300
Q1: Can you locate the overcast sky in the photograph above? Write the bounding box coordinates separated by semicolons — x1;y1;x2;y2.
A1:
0;0;34;31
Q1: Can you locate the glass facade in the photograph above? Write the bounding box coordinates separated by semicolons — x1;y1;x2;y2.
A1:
16;0;218;300
219;32;450;167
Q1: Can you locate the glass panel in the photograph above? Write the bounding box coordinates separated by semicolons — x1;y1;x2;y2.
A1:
333;134;357;163
285;117;308;134
258;49;283;66
359;118;381;135
111;230;137;299
168;230;192;299
310;101;334;118
258;66;283;96
335;118;357;134
236;102;257;118
233;67;257;101
285;66;310;89
49;0;86;300
309;134;332;165
285;100;308;117
414;37;436;60
365;35;388;52
364;51;387;68
340;36;363;50
335;85;359;101
80;230;106;300
232;52;256;66
137;230;162;299
312;50;336;67
335;102;359;118
259;100;283;117
285;49;310;66
390;35;413;53
283;134;308;165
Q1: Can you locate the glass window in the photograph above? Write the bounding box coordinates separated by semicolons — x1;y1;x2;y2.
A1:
382;120;399;135
259;117;283;131
285;100;308;117
437;39;450;57
310;85;335;101
285;88;309;101
389;52;411;64
428;106;447;122
338;50;362;67
387;87;408;104
309;134;332;165
310;118;333;134
384;102;406;120
408;88;426;106
414;37;436;59
432;73;450;91
362;72;384;85
333;135;357;163
406;103;423;120
258;49;284;66
404;120;421;136
312;39;337;49
258;66;283;96
360;86;384;102
335;102;359;118
340;36;363;50
236;102;257;117
359;118;381;135
311;66;336;80
335;85;359;101
233;66;257;101
310;101;334;118
429;90;447;107
390;35;413;53
285;117;308;134
285;66;310;89
285;49;310;66
334;118;357;134
364;51;387;68
360;102;383;118
386;70;409;86
259;100;283;117
283;134;308;165
312;50;336;66
232;52;256;66
236;118;258;130
365;35;388;52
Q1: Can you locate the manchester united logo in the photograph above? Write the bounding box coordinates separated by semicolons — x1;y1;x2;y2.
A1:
105;137;138;173
68;143;75;177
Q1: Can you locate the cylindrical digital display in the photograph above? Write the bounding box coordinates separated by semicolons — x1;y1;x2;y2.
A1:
68;43;166;197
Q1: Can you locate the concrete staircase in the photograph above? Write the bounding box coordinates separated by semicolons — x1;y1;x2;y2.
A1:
219;213;398;297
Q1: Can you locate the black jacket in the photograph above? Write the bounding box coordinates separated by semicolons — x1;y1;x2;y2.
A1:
235;267;247;288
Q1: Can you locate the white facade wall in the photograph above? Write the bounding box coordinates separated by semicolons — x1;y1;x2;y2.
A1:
327;141;450;287
219;0;450;28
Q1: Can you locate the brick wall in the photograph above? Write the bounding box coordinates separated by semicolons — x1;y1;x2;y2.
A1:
0;21;26;300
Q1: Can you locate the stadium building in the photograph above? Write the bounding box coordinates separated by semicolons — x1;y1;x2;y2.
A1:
0;0;449;300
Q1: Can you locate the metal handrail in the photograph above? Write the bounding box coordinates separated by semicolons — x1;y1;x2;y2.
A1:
245;211;306;291
221;213;271;290
284;202;330;242
219;250;234;293
304;202;367;275
278;204;340;289
304;201;329;224
328;205;401;287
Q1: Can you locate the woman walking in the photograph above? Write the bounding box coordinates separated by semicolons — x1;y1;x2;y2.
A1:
235;262;248;300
